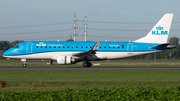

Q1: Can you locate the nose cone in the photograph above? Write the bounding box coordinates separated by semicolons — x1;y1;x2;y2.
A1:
2;48;17;57
2;50;9;57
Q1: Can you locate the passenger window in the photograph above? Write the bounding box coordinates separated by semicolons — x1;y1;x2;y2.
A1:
86;46;88;48
118;47;120;49
41;46;43;48
109;47;111;49
63;46;65;48
104;46;106;48
58;46;60;48
67;46;69;48
72;46;74;48
54;46;56;48
37;46;38;48
99;46;101;48
76;46;78;48
90;46;92;48
113;47;115;49
81;46;83;48
122;45;124;49
50;46;51;48
45;46;47;48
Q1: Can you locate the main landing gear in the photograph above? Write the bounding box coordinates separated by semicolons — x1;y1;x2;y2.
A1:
83;61;92;67
50;59;53;64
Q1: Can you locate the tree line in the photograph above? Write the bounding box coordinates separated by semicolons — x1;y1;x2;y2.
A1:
0;37;179;60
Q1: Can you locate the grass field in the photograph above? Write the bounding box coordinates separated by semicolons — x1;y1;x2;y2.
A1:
0;59;180;67
1;69;180;91
1;59;180;91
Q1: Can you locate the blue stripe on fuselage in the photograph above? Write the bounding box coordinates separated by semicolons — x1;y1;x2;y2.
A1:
3;41;163;56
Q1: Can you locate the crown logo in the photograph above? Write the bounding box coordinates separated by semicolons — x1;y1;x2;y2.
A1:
156;26;164;30
37;42;46;46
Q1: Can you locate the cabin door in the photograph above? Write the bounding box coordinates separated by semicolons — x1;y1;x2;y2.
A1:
27;42;32;54
127;43;133;54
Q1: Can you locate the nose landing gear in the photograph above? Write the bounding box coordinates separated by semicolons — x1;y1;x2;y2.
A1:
23;62;27;67
21;59;27;67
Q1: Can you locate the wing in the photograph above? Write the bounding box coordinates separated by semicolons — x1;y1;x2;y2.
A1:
72;40;100;60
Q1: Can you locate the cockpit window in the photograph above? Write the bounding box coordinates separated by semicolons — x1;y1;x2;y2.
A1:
14;45;19;48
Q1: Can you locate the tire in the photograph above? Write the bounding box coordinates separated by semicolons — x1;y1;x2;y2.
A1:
87;62;92;67
23;64;27;67
83;62;92;67
83;62;87;67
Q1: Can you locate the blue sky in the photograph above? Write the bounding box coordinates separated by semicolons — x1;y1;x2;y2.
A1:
0;0;180;41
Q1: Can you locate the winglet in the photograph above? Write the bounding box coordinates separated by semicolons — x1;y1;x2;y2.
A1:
91;40;100;51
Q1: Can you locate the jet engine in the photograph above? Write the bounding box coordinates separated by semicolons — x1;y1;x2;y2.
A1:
57;56;76;64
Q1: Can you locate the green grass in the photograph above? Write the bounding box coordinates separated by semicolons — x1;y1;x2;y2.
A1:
1;70;180;91
0;59;180;67
1;59;180;91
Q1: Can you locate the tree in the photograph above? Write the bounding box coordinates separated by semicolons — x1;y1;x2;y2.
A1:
66;39;74;41
10;40;24;47
0;40;23;59
169;37;179;45
168;37;180;59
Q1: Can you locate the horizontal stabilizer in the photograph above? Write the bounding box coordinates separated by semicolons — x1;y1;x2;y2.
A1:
167;44;176;49
151;43;176;49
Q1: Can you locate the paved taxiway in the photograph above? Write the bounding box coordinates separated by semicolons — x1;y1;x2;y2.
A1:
0;67;180;70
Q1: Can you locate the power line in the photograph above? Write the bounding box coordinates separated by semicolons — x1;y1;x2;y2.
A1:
0;29;71;35
0;22;72;29
87;28;149;31
87;35;137;39
81;28;180;32
23;36;69;41
1;28;179;36
79;21;180;24
1;21;180;29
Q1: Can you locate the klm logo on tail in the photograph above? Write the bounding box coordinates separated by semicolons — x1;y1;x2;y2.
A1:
152;26;168;35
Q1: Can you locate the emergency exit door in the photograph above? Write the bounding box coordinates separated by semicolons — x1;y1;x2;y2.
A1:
127;43;133;54
27;42;32;54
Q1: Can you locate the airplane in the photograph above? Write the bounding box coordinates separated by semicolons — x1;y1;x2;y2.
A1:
3;14;176;67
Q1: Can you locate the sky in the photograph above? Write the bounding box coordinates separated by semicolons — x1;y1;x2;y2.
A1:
0;0;180;42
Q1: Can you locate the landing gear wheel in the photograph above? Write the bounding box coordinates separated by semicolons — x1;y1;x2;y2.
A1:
83;62;87;67
83;62;92;67
23;64;27;67
87;62;92;67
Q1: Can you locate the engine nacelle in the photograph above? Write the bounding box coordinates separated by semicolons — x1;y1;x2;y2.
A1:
57;56;75;64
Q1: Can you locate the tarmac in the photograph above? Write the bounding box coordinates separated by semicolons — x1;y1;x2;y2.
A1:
0;67;180;70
